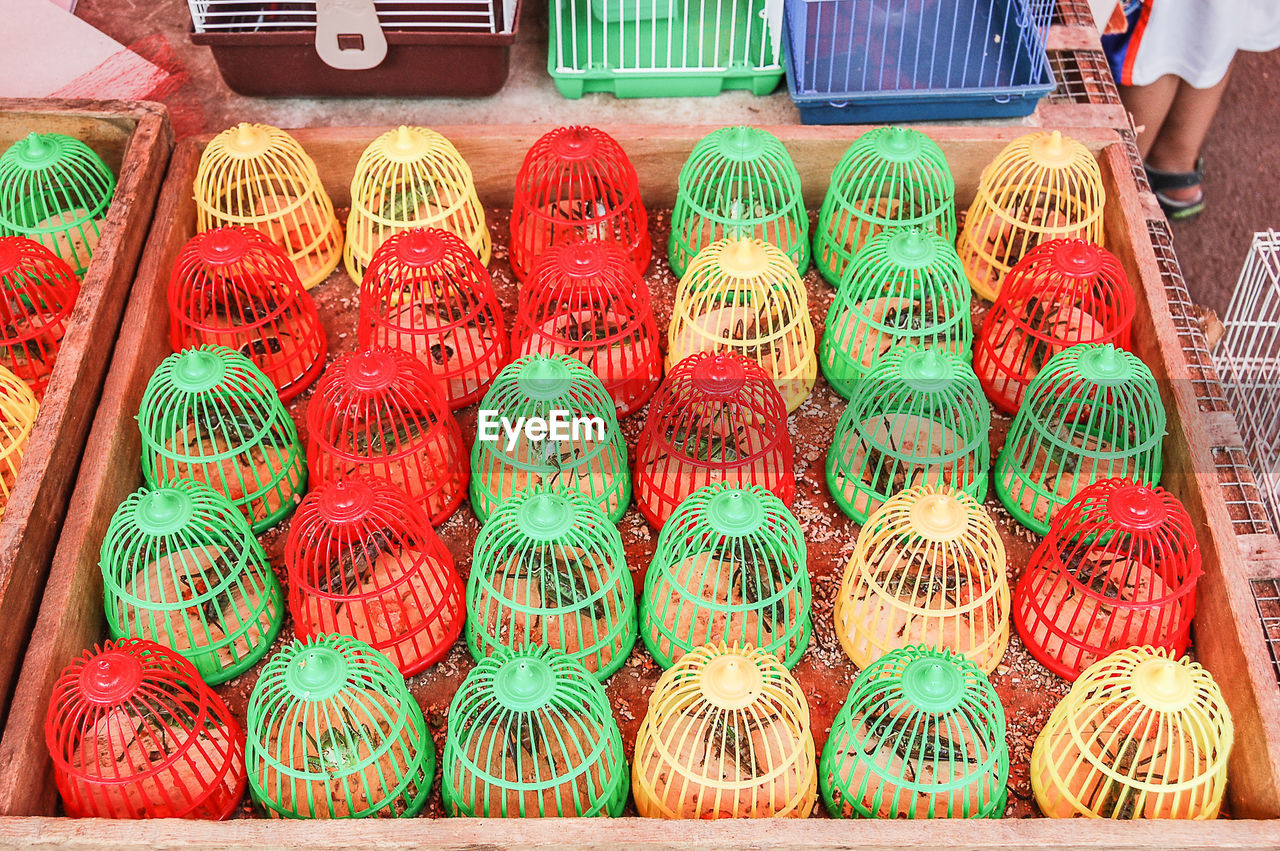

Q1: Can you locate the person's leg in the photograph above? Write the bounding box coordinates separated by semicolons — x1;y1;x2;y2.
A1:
1144;69;1233;203
1117;74;1181;159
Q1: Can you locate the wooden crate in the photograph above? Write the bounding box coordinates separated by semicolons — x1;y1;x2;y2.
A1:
0;125;1276;848
0;100;171;728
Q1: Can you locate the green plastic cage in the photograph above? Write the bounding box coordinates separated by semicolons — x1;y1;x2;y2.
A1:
467;485;637;680
667;127;808;278
0;132;116;277
820;645;1009;819
994;343;1165;535
246;634;435;819
641;483;811;669
443;646;629;817
820;227;972;398
827;347;990;524
469;353;630;524
99;480;283;685
814;127;957;288
139;345;306;533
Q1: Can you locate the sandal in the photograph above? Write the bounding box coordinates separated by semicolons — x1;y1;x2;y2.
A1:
1145;158;1206;221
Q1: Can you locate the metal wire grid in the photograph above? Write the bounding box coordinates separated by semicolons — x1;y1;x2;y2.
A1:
189;0;506;33
1253;578;1280;688
1210;445;1275;537
1118;128;1153;197
1050;0;1092;26
1045;48;1121;105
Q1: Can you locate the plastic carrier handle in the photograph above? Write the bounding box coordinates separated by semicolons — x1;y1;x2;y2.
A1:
314;0;389;71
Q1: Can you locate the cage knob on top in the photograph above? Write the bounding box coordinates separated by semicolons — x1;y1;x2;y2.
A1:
974;239;1135;415
632;641;818;819
140;346;306;533
194;123;342;290
641;483;810;669
306;347;467;526
345;126;490;282
957;130;1106;302
834;486;1009;674
509;125;650;281
667;237;817;412
0;362;37;515
827;347;990;524
820;646;1009;819
995;343;1165;535
633;351;794;528
286;476;464;677
820;227;972;398
514;241;661;417
0;131;115;276
45;638;246;819
668;126;810;277
443;646;628;817
168;227;327;401
470;353;630;524
467;485;636;679
0;236;79;398
100;480;284;684
1014;479;1201;681
246;634;435;819
814;127;957;288
358;227;509;409
1032;647;1233;819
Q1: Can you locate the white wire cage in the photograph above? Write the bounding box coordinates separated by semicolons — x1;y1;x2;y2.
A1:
189;0;515;33
1215;229;1280;533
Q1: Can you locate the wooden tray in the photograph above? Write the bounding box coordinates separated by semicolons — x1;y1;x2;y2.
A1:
0;125;1276;848
0;99;172;729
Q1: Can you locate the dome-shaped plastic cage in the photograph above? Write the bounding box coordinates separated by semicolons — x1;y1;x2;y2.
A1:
443;646;629;817
470;353;630;524
510;125;650;281
0;131;115;276
513;241;661;418
139;345;306;533
0;236;80;397
306;347;468;526
958;131;1106;302
820;228;972;397
358;227;509;409
467;485;636;679
0;362;38;515
827;347;990;524
44;638;246;819
820;645;1009;819
194;123;342;290
168;227;327;402
632;642;818;819
1015;479;1201;681
1031;646;1233;819
814;127;957;288
99;480;284;685
286;476;465;677
246;634;436;819
834;486;1009;674
667;237;816;412
995;343;1165;536
634;352;794;529
345;125;490;282
668;127;809;277
641;484;810;669
974;240;1134;415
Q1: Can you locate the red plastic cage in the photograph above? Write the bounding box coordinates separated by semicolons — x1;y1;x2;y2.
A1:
306;347;468;526
44;638;246;819
1014;478;1202;681
509;125;650;282
634;351;794;528
359;227;510;409
0;236;79;399
513;241;660;418
285;476;465;677
168;227;327;402
973;239;1134;415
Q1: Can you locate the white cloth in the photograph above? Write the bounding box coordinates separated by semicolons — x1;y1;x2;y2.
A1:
1124;0;1280;88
